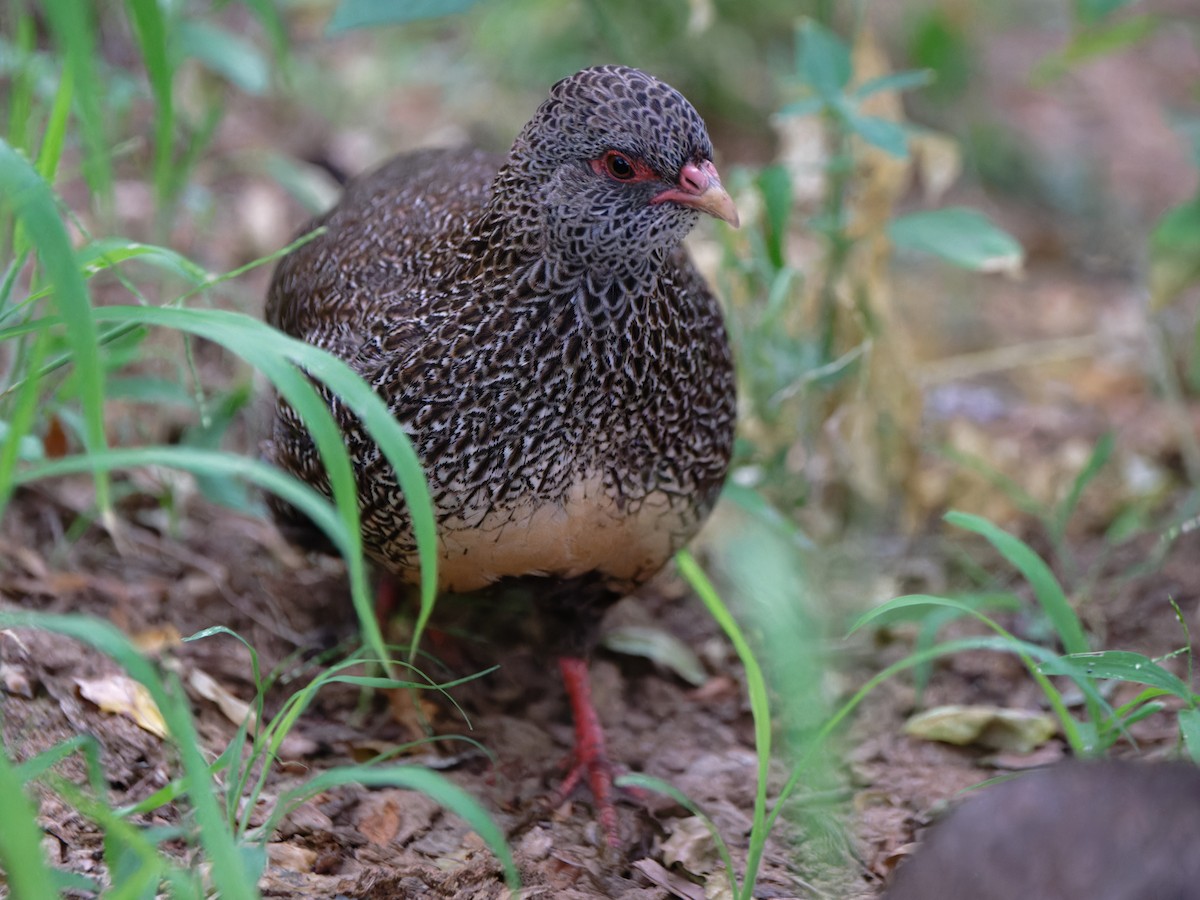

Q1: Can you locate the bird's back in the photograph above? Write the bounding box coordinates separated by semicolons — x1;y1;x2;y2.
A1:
266;147;503;354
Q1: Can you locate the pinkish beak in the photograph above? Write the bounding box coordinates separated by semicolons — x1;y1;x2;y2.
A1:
651;159;740;228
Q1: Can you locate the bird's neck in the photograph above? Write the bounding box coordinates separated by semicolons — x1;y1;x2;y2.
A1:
452;170;672;319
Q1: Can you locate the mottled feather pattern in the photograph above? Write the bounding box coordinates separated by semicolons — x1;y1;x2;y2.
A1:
266;65;736;599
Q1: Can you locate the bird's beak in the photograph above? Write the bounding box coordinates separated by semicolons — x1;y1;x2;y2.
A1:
652;160;740;228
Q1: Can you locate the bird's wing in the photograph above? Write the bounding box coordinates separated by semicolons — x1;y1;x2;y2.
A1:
265;146;504;363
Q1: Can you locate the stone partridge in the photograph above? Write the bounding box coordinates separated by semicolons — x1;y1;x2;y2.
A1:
265;65;738;843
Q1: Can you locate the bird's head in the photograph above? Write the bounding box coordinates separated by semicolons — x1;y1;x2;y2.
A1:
502;66;738;282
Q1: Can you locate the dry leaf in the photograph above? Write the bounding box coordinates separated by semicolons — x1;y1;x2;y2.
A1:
631;858;706;900
266;841;316;873
661;816;721;877
1;663;33;698
132;625;182;655
75;674;167;738
905;705;1057;753
188;667;257;733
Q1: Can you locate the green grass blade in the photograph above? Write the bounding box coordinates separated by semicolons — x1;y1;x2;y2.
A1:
35;58;74;186
676;550;769;900
0;611;257;899
41;0;111;203
12;734;101;784
88;304;440;664
851;594;1108;754
240;0;291;63
60;305;385;668
0;138;111;519
946;510;1090;655
78;237;212;285
43;775;197;897
1179;708;1200;762
177;21;269;94
0;738;58;899
5;12;36;154
19;446;355;562
0;326;48;517
1;230;320;394
617;772;739;889
124;0;177;205
1051;432;1114;545
1041;650;1196;700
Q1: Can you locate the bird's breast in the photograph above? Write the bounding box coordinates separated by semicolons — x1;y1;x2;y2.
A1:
428;470;692;594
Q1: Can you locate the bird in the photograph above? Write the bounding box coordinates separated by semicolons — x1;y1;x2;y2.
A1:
884;761;1200;900
264;65;738;844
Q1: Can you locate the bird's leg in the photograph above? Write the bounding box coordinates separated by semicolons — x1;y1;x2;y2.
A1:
375;573;396;628
556;654;621;846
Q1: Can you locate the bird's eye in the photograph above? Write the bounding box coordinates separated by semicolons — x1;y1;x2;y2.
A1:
604;152;635;180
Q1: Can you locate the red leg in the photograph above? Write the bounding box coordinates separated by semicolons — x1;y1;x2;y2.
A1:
375;573;401;626
557;655;621;846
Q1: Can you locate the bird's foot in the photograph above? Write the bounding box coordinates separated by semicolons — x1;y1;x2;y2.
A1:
557;655;622;847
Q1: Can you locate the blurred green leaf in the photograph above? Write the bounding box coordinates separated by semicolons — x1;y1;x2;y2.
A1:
907;11;971;99
0;420;45;462
854;69;934;100
125;0;176;203
42;0;111;201
1035;15;1157;83
78;238;212;285
0;138;110;518
1149;196;1200;308
259;153;340;215
0;741;57;900
1180;708;1200;763
1052;431;1114;545
795;19;851;99
888;207;1023;273
34;60;73;186
1041;651;1195;700
328;0;485;32
755;164;792;271
778;97;824;117
843;109;908;158
177;21;269;94
4;14;36;154
240;0;290;62
105;376;194;407
946;511;1090;657
1074;0;1140;26
182;383;256;512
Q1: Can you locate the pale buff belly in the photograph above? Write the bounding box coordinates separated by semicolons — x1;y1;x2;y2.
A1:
381;472;690;595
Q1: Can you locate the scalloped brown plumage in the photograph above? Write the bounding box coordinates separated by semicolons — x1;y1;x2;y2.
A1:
265;65;738;845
